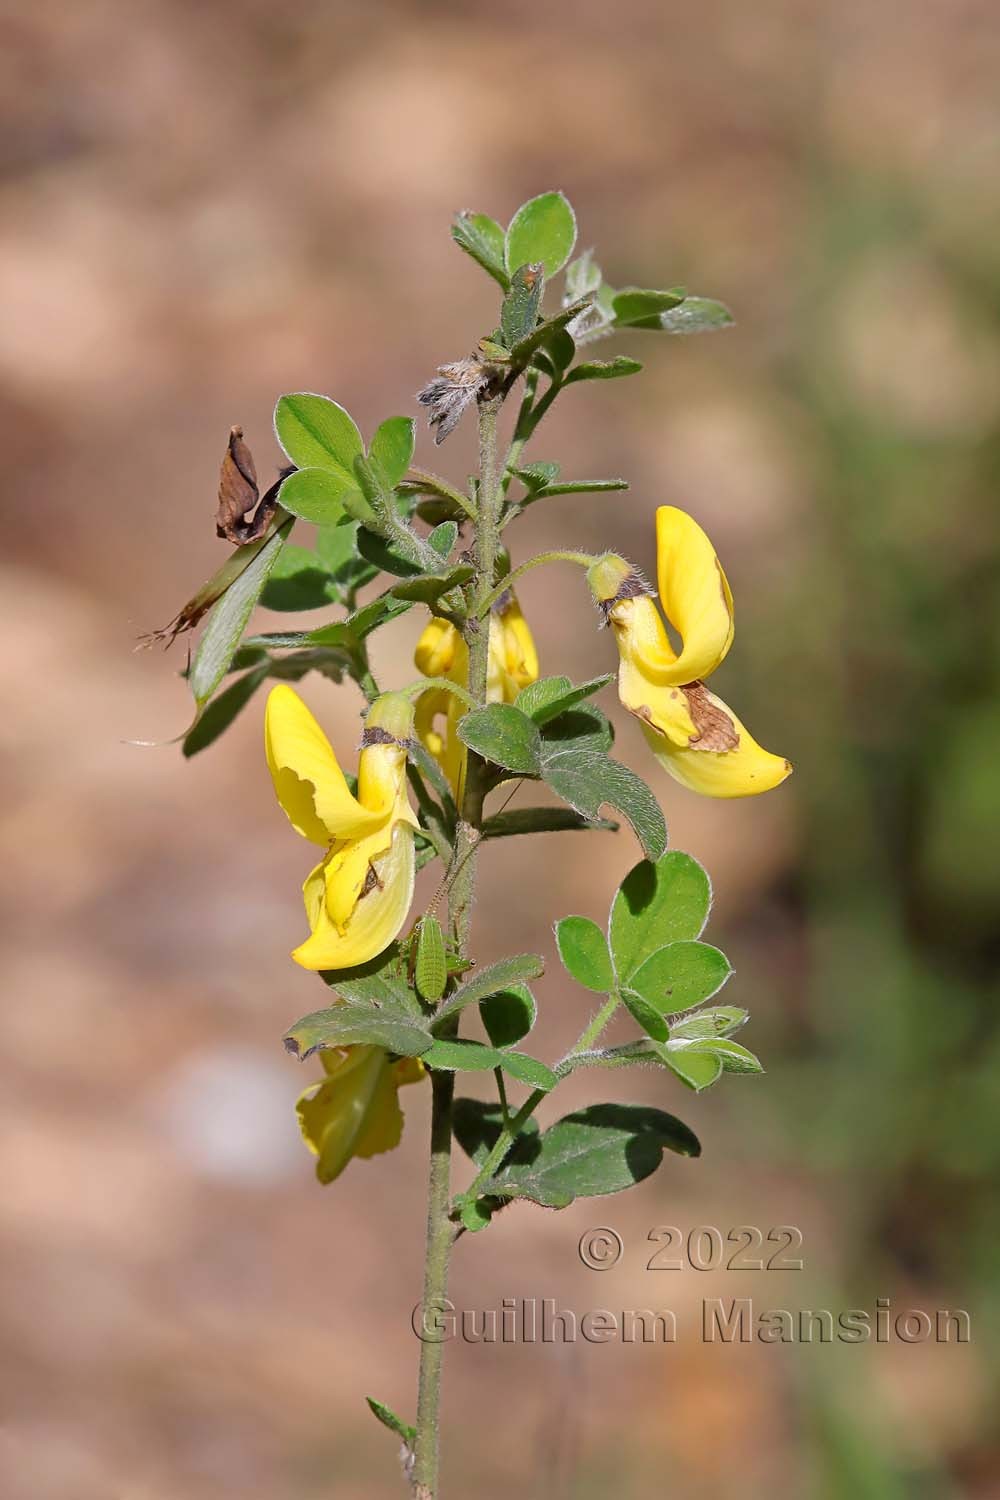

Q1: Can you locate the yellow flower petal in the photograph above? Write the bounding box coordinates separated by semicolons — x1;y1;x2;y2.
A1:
296;1045;394;1184
354;1066;406;1158
654;506;735;685
637;682;792;799
489;596;539;700
292;822;416;970
356;743;419;826
610;595;685;684
414;617;461;677
265;684;382;845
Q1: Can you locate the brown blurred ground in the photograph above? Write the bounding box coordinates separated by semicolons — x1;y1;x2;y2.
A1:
2;1;999;1497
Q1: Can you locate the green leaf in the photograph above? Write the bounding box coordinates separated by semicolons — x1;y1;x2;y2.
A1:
459;1196;495;1232
610;851;711;982
452;1099;540;1169
283;1004;433;1061
260;544;336;610
451;211;509;289
482;807;618;839
540;705;614;755
658;1044;723;1092
500;1052;558;1090
530;478;630;500
366;1397;415;1447
390;564;474;604
322;944;424;1016
507;298;592;365
705;1038;763;1073
182;664;268;757
337;588;414;642
516;673;612;725
189;518;292;707
370;416;415;488
540;746;666;860
457;703;543;775
315;518;376;597
500;264;544;349
357;526;422;577
513;461;560;493
487;1103;700;1208
279;466;356;526
481;984;536;1048
620;988;671;1043
427;520;458;557
565;356;643;384
626;941;732;1017
274;393;364;476
612;287;687;328
555;916;614;993
432;954;546;1028
422;1038;557;1092
670;1006;748;1041
659;297;734;335
506;191;577;279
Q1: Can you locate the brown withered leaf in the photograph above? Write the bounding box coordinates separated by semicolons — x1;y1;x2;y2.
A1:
216;425;278;543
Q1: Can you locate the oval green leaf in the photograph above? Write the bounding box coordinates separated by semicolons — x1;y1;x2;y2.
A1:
370;415;415;488
488;1103;700;1208
609;851;711;982
274;393;363;475
506;191;577;279
555;915;614;993
626;940;732;1017
283;1003;433;1061
457;703;543;776
279;466;355;526
480;985;536;1048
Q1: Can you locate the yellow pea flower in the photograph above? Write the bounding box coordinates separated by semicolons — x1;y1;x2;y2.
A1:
265;684;419;970
297;1044;424;1184
587;507;791;798
413;588;539;793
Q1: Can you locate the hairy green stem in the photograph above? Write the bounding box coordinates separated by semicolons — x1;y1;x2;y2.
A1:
477;549;598;618
411;394;504;1498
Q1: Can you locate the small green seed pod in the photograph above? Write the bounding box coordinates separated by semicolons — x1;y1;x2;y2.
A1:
415;915;447;1003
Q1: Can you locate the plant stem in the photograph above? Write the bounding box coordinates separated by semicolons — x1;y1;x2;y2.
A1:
411;394;505;1498
477;549;598;618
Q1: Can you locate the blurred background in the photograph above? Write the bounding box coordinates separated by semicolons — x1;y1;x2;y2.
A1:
2;0;999;1495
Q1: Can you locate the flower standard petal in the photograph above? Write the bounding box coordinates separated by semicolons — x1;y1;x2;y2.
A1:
265;684;382;844
638;683;792;799
654;506;735;684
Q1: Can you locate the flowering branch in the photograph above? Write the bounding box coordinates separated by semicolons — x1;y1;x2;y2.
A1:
154;189;787;1500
